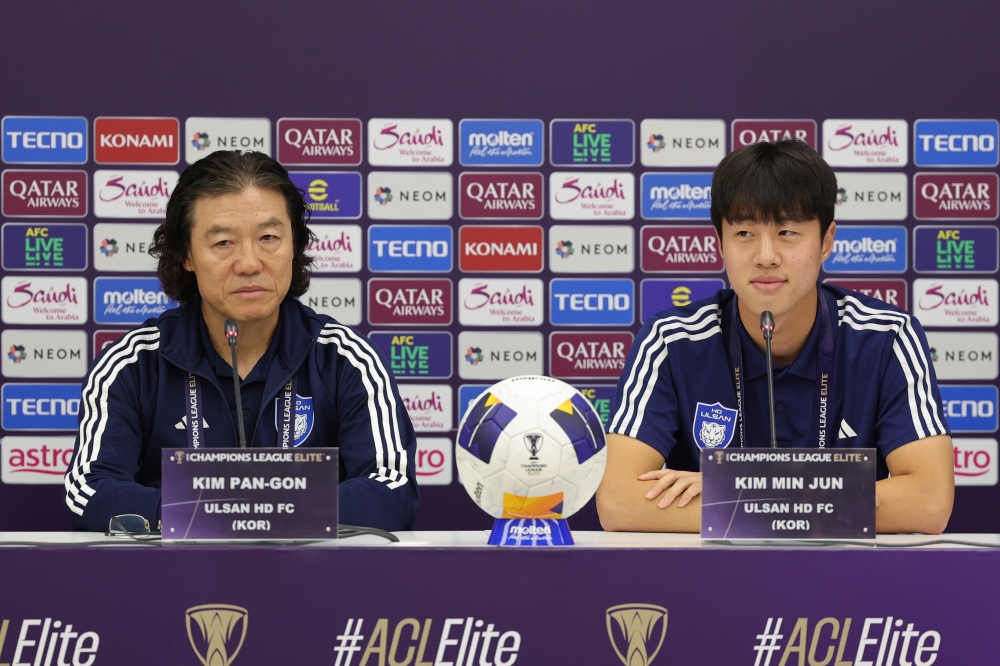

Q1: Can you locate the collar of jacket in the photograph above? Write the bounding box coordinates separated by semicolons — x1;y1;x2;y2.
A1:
157;297;321;394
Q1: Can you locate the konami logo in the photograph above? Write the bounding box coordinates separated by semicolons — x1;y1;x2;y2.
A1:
368;278;452;326
400;385;453;432
458;226;543;272
1;436;75;484
913;173;999;221
824;279;908;309
415;437;453;485
731;120;817;150
953;438;998;486
458;172;543;220
549;332;633;380
94;117;179;164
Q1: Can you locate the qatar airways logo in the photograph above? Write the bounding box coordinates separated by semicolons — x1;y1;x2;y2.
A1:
641;226;723;273
1;277;87;325
731;120;817;149
914;173;999;221
277;118;362;166
953;438;998;485
458;278;543;326
306;224;362;273
1;436;75;484
913;279;998;327
549;172;634;220
822;119;908;167
401;386;453;433
368;118;453;167
549;332;633;380
368;278;452;326
93;169;177;218
459;172;543;220
2;170;88;217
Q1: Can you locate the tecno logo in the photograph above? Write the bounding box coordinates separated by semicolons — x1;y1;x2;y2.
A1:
459;226;543;272
1;436;75;484
94;117;179;164
2;116;88;164
914;119;1000;167
415;438;453;485
953;438;998;486
939;385;998;433
1;383;82;431
549;278;634;326
368;225;453;272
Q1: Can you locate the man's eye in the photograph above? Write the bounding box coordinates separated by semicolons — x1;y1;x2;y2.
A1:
261;234;277;241
215;240;233;247
736;230;752;237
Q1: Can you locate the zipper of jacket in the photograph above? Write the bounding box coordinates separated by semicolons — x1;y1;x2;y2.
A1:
162;357;241;446
247;355;311;448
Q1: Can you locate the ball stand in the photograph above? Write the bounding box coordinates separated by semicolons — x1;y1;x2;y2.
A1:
488;518;574;546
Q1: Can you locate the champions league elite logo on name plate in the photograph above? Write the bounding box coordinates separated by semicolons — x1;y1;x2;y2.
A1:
186;604;248;666
606;604;668;666
693;402;738;449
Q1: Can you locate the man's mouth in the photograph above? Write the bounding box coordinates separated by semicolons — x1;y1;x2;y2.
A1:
750;276;785;292
234;286;268;297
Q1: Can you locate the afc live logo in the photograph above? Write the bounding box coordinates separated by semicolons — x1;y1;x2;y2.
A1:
914;226;999;274
549;120;635;167
2;223;88;271
368;332;453;379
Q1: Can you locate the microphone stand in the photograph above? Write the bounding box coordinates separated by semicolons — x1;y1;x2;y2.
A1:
224;318;247;448
760;311;778;449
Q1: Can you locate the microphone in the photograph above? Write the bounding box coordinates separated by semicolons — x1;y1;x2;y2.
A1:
760;311;778;449
224;318;247;448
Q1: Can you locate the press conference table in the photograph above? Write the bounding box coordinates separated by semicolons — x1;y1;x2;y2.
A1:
1;531;998;664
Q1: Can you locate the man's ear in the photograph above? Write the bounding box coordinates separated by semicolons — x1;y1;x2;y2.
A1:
182;253;193;273
820;221;837;262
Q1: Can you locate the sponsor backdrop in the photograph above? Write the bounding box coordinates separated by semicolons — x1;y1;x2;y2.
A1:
1;2;998;533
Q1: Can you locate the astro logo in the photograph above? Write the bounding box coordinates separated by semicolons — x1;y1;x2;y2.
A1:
556;241;574;258
940;385;998;433
550;279;635;326
647;134;666;152
466;347;484;365
93;277;178;325
2;383;82;431
100;238;118;257
914;119;999;167
7;345;26;363
191;133;209;150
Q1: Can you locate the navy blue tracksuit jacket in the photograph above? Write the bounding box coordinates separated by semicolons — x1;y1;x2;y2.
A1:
64;297;419;531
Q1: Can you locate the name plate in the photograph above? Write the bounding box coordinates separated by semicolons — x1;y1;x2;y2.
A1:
700;448;875;541
161;448;338;541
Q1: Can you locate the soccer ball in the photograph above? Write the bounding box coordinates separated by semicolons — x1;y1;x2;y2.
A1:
455;375;607;519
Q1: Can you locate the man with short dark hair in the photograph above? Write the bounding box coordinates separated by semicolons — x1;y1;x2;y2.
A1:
596;140;954;534
65;151;419;531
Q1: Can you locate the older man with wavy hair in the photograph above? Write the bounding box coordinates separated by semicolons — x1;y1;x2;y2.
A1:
65;151;418;532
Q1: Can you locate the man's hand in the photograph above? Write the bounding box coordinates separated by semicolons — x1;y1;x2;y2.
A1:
638;469;703;508
596;434;701;532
